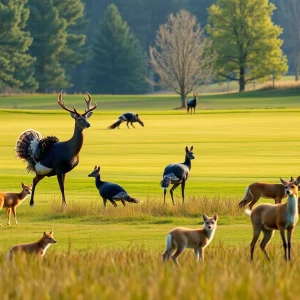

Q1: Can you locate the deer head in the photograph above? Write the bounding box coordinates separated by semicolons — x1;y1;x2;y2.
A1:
58;91;97;130
88;165;101;178
185;146;195;159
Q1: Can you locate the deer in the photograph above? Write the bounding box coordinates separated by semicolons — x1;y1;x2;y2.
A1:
15;91;97;206
245;177;299;261
187;93;198;114
238;179;288;210
0;183;32;226
160;146;195;205
108;112;144;129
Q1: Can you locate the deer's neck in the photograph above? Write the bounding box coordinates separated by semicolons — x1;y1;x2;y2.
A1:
68;124;84;156
37;238;51;250
19;191;30;201
285;193;299;228
184;156;192;170
95;175;103;188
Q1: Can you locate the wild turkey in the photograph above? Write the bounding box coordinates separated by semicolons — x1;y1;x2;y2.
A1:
187;94;198;114
88;165;140;207
160;146;195;205
108;112;144;129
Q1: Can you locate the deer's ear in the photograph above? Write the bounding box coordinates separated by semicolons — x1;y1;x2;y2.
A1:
70;112;77;119
185;146;189;152
280;178;288;186
213;214;218;221
22;182;24;188
190;146;194;151
43;232;47;237
136;114;139;117
203;214;208;222
291;177;294;182
49;231;53;235
85;111;93;119
295;176;300;186
97;166;100;171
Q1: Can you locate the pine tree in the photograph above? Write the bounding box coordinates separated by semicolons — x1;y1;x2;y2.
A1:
0;0;37;91
27;0;69;92
88;4;146;94
207;0;288;92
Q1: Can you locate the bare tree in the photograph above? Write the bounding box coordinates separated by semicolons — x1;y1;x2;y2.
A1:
277;0;300;81
149;10;216;108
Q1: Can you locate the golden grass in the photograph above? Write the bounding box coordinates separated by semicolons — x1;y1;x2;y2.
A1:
1;245;300;299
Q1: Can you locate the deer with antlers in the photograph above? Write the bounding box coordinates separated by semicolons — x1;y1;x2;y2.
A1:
15;92;97;206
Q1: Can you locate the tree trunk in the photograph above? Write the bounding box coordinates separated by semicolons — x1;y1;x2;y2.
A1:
239;66;246;92
181;94;186;108
296;51;299;81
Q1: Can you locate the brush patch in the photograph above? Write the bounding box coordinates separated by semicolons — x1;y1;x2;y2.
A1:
112;191;128;199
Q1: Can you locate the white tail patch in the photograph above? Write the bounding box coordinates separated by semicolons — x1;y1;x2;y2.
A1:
164;173;180;181
165;233;173;250
112;191;128;199
245;209;252;217
29;139;39;158
35;162;53;175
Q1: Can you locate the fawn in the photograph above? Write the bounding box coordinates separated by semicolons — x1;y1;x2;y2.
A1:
7;231;57;260
245;177;299;261
0;183;32;226
162;214;218;265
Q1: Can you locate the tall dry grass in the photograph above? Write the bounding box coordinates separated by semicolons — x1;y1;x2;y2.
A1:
1;244;300;299
49;196;241;222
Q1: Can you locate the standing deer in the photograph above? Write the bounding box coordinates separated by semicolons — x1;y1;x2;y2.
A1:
245;177;299;261
15;92;97;206
160;146;195;205
187;94;198;114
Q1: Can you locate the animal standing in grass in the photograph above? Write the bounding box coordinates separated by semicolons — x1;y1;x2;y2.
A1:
88;165;140;207
162;214;218;265
239;180;287;210
0;183;32;226
187;93;198;114
160;146;195;205
245;177;299;261
7;231;57;260
108;112;144;129
15;92;97;206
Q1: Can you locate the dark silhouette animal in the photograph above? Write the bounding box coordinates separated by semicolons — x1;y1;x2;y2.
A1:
187;93;198;114
88;165;140;207
15;92;97;206
160;146;195;205
108;112;144;129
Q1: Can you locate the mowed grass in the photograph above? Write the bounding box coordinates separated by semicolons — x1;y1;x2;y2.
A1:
1;93;300;298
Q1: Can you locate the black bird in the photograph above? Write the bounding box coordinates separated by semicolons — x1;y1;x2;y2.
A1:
108;112;144;129
160;146;195;205
187;93;198;114
88;165;140;207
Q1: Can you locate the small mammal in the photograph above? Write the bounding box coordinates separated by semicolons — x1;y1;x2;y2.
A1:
108;112;144;129
7;231;57;260
162;214;218;265
245;177;299;261
0;183;32;226
187;93;198;114
239;180;287;210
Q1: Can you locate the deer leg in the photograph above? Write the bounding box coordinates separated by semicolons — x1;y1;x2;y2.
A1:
260;229;274;261
171;245;185;266
131;123;135;128
56;172;67;205
287;228;294;261
126;122;130;129
250;226;261;261
6;208;11;225
109;200;117;207
248;192;261;210
11;206;18;225
102;198;107;207
181;180;186;203
30;174;45;207
170;183;180;206
163;189;167;204
121;200;126;206
279;227;288;261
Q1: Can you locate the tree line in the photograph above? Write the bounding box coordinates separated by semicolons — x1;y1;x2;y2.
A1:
0;0;297;98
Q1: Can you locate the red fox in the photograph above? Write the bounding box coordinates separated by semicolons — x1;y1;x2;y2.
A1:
0;183;32;226
7;231;57;260
162;214;218;265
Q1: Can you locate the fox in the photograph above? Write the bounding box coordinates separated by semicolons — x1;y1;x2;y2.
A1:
7;231;57;260
162;214;218;265
0;183;32;226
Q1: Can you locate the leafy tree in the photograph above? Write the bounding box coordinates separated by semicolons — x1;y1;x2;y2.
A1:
0;0;37;91
27;0;69;92
149;10;216;108
207;0;288;92
88;4;146;94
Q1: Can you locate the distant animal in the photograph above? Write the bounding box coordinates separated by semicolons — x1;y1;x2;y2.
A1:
108;112;144;129
245;177;299;261
7;231;57;260
160;146;195;205
88;165;140;207
187;93;198;114
162;214;218;265
0;183;32;226
15;91;97;206
239;180;288;210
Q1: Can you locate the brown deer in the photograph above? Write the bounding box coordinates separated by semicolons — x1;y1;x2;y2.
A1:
0;183;32;226
15;92;97;206
245;177;299;261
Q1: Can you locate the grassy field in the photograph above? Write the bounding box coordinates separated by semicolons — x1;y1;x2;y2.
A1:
1;91;300;298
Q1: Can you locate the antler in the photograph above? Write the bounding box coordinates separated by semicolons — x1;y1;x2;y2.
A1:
82;92;97;116
57;91;80;115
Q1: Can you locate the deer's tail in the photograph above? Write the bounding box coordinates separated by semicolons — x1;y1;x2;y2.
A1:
160;177;171;190
125;195;140;203
15;129;42;172
108;118;122;129
238;186;252;208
